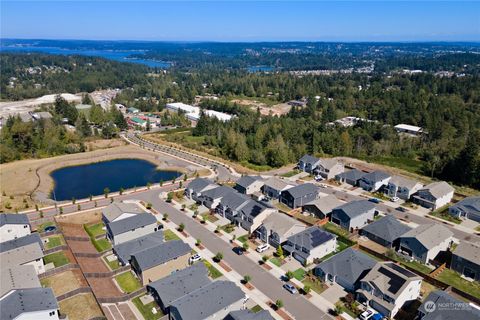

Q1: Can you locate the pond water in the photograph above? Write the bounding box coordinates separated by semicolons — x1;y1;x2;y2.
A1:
50;159;181;201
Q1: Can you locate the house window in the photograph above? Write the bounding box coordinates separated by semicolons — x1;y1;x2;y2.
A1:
49;311;56;316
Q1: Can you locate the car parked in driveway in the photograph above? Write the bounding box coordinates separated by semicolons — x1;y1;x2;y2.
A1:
358;309;375;320
283;283;298;294
256;243;269;253
368;198;381;204
189;254;201;264
390;196;400;202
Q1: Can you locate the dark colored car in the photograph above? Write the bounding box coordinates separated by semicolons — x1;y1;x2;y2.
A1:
233;246;244;255
396;207;408;212
368;198;381;204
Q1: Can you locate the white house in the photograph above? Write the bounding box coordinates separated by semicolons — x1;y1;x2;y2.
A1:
359;171;391;192
314;159;345;180
261;177;294;199
282;227;337;265
0;214;31;243
387;176;423;200
412;181;454;210
394;124;423;136
106;213;159;246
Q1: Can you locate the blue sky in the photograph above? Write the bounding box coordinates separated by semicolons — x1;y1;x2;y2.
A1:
1;1;479;42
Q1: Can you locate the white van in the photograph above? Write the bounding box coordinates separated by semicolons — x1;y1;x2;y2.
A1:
256;243;269;253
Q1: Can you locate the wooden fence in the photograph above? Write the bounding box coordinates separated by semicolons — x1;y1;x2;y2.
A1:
84;265;130;278
39;263;81;279
96;287;146;304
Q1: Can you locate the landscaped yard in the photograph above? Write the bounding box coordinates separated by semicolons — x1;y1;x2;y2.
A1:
201;213;219;223
322;222;350;238
44;251;69;268
337;238;353;252
220;223;235;233
437;269;480;299
250;305;264;313
385;251;433;275
203;260;223;279
103;255;120;270
292;268;306;281
237;235;249;243
281;169;301;178
132;295;164;320
115;272;142;293
269;257;284;267
429;207;462;224
44;235;64;249
164;229;180;241
92;238;111;252
84;222;106;237
302;275;327;294
38;221;56;232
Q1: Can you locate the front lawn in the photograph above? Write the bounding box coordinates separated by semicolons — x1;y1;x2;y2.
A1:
92;238;111;252
103;256;120;270
429;207;462;224
281;169;300;178
269;257;283;267
132;295;164;320
437;269;480;299
322;222;350;238
203;260;223;279
250;305;264;313
44;251;69;268
237;235;249;243
292;268;306;281
164;229;180;241
44;235;64;249
84;222;106;237
115;272;142;293
220;224;235;233
201;213;219;223
302;275;327;294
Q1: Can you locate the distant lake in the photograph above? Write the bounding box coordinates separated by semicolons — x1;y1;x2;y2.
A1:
0;46;171;68
50;159;181;201
248;65;274;73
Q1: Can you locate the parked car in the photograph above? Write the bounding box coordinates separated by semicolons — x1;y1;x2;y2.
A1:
189;254;201;264
283;283;298;294
390;196;400;202
396;206;408;212
368;198;381;204
359;309;375;320
256;243;269;253
233;246;244;255
371;314;384;320
314;176;324;181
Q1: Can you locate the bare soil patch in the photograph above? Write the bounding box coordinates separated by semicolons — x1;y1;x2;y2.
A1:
77;256;109;273
58;293;103;320
40;270;87;296
57;210;102;226
88;277;123;298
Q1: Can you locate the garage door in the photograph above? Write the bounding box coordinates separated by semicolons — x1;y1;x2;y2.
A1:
293;252;306;264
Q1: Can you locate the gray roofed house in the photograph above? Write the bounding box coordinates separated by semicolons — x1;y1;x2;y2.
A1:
314;248;377;291
235;200;275;233
360;215;412;248
279;183;320;209
418;290;480;320
303;195;344;219
387;176;423;200
224;310;275;320
185;178;217;201
200;186;235;209
0;233;43;253
0;265;41;298
147;263;211;312
283;226;337;264
450;241;480;281
359;171;391;192
234;176;264;195
0;287;59;320
102;202;146;224
398;224;454;264
314;158;345;180
169;281;246;320
261;177;294;199
255;211;306;248
335;169;366;186
331;200;376;231
412;181;455;210
0;242;45;274
0;213;31;243
0;213;29;227
449;196;480;223
106;212;158;246
298;154;321;173
113;231;164;265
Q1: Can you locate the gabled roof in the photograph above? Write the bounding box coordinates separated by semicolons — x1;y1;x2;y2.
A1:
336;169;366;181
114;231;164;263
102;202;145;222
0;213;29;227
401;224;453;250
420;181;455;199
419;290;480;320
263;177;294;191
0;288;58;318
453;241;480;265
260;212;306;239
299;154;320;165
333;200;375;219
388;176;422;190
132;240;190;272
0;265;41;297
0;233;43;253
286;226;336;250
283;183;319;199
361;216;412;244
317;158;341;170
304;195;344;214
235;176;263;189
239;200;269;219
107;212;157;236
201;186;234;200
0;242;44;268
315;248;377;285
187;178;215;194
450;196;480;215
219;191;250;211
224;310;275;320
361;171;391;183
170;281;245;320
147;263;211;307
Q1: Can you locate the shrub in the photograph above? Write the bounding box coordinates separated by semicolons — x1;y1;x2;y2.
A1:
178;223;185;232
214;252;223;262
275;300;284;309
243;275;251;284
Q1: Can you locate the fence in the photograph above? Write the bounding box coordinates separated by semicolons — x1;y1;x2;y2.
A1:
39;263;81;279
44;245;69;255
56;287;93;301
96;287;147;304
84;265;130;278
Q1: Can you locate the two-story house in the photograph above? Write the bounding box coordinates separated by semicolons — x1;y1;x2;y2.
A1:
303;195;344;220
387;176;423;200
234;176;264;195
448;196;480;223
450;241;480;281
360;215;412;249
412;181;454;210
0;213;31;243
184;178;217;202
279;183;320;209
102;202;146;225
199;186;234;209
106;212;158;246
298;154;321;173
255;212;306;248
358;171;391;192
234;200;275;234
0;288;59;320
331;200;376;232
113;231;164;266
417;291;480;320
261;177;294;199
282;226;336;265
335;169;366;187
313;159;345;180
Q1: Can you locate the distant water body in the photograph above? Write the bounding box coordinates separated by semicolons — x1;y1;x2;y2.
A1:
1;45;171;68
50;159;181;201
247;65;274;73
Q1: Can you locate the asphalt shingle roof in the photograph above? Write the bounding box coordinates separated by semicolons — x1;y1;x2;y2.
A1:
286;226;336;250
450;196;480;215
0;233;43;253
0;213;29;227
361;215;412;244
131;240;190;272
418;290;480;320
453;241;480;265
102;202;145;222
299;154;320;165
235;176;263;188
304;195;344;214
201;186;234;200
388;176;421;190
107;212;157;236
284;183;319;199
262;177;293;191
0;288;58;319
261;212;306;239
0;265;41;297
401;224;453;250
224;310;275;320
0;242;44;268
336;169;366;181
361;171;391;183
219;191;250;211
420;181;455;199
187;178;215;194
333;200;375;219
113;231;164;264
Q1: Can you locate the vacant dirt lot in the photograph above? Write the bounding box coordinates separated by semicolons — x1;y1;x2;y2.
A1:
88;277;123;298
58;293;103;320
40;270;88;296
57;210;102;226
231;98;291;116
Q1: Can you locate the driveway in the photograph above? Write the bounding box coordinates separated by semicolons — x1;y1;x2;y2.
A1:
321;283;348;305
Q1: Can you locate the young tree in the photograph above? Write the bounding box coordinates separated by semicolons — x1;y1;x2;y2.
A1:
163;213;169;221
243;275;251;284
119;187;124;195
214;252;223;262
196;238;202;246
178;223;185;232
242;242;249;252
276;245;284;258
104;187;110;198
275;300;284;309
303;285;311;295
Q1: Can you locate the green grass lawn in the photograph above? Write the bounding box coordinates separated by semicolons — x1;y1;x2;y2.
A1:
336;238;353;252
429;207;462;224
44;235;64;249
115;272;142;293
274;202;293;213
203;261;223;279
239;161;273;172
292;268;306;281
201;213;219;223
250;305;264;313
385;251;432;274
220;224;235;233
362;155;424;175
92;238;111;252
281;169;301;178
84;222;106;237
164;229;181;241
103;256;120;270
269;257;283;267
302;276;327;294
44;251;69;268
237;235;249;243
437;269;480;299
132;295;164;320
322;222;350;238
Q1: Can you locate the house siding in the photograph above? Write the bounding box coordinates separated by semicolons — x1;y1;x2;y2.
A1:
108;222;158;246
135;253;190;286
451;254;480;281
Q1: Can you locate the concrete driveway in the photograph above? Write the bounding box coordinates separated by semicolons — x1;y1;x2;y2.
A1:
321;283;348;305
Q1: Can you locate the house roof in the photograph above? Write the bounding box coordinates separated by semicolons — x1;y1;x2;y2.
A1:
420;181;455;199
0;242;44;268
286;226;336;251
102;202;145;222
388;176;421;190
0;233;43;253
0;213;29;227
224;310;275;320
315;248;377;285
187;178;215;194
299;154;320;165
147;263;211;307
0;288;58;318
333;200;376;219
450;196;480;215
107;212;157;236
453;241;480;265
260;212;306;239
318;158;341;170
335;169;366;181
401;224;453;250
283;183;319;199
418;290;480;320
170;281;245;320
361;216;412;244
263;177;294;191
113;231;164;263
219;191;251;211
235;176;263;189
201;186;234;200
238;200;270;220
304;195;344;214
132;240;190;272
361;171;391;183
0;265;41;297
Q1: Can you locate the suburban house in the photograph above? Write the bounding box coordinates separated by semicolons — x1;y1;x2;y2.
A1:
0;233;44;253
412;181;454;210
398;224;454;264
387;176;423;200
448;196;480;223
261;177;294;199
331;200;376;231
113;231;164;266
184;178;217;202
234;176;264;195
313;159;345;180
199;186;235;209
356;262;422;318
224;310;275;320
0;242;45;274
0;213;31;243
335;169;366;186
394;124;423;136
0;265;41;298
450;241;480;281
314;248;377;292
0;288;59;320
147;263;211;312
303;195;344;219
279;183;319;209
417;291;480;320
102;202;146;224
169;281;246;320
130;240;191;285
298;154;321;173
106;212;158;246
234;200;276;234
360;215;412;249
255;212;306;248
216;191;251;221
282;226;337;264
358;171;391;192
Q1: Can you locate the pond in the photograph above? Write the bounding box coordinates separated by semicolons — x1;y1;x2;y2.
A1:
50;159;181;201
